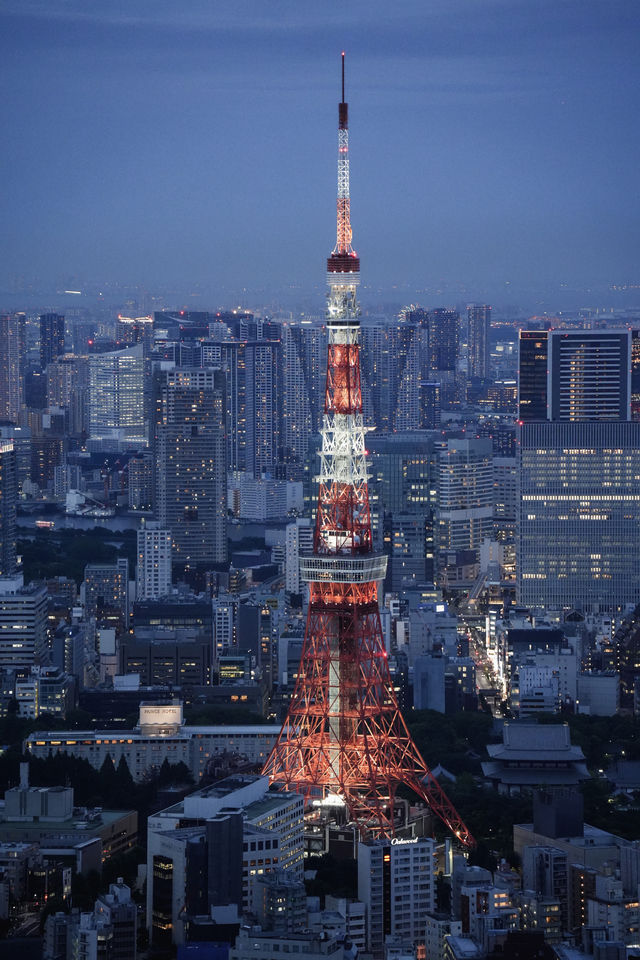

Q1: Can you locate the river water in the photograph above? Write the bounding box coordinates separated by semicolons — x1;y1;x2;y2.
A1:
17;513;141;533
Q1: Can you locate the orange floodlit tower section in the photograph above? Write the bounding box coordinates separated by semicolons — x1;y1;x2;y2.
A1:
263;56;475;848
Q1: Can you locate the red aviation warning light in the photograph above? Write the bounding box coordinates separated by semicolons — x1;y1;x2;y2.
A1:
262;57;474;848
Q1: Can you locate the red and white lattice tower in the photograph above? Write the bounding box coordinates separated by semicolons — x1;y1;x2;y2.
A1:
263;55;474;848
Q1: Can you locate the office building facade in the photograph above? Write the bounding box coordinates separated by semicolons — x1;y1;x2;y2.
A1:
518;328;636;423
438;439;494;556
88;343;146;446
518;329;640;613
0;577;49;670
518;420;640;612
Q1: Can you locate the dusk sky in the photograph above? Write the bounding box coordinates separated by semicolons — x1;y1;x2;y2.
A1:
1;0;639;309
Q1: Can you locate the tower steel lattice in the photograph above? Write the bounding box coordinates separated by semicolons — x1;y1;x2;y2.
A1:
263;55;475;849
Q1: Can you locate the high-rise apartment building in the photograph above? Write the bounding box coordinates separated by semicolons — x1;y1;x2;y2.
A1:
115;314;154;351
84;558;130;628
280;323;311;477
393;318;429;431
299;321;329;433
0;425;30;494
46;354;90;436
155;368;227;571
467;304;491;379
0;441;17;576
0;313;26;423
428;308;459;372
136;522;172;600
128;453;154;512
39;313;65;371
88;343;146;446
245;340;280;477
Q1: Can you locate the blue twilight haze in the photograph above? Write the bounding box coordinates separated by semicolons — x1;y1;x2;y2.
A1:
1;0;639;307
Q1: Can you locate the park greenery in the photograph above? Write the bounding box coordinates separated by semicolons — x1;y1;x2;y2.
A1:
17;527;136;585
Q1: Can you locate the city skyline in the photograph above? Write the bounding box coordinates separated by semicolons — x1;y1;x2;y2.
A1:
1;0;639;313
0;22;639;950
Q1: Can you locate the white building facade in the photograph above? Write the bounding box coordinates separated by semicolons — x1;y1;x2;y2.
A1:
136;522;172;600
357;837;436;956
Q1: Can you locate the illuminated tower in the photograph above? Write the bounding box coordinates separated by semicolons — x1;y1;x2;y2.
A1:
264;57;474;847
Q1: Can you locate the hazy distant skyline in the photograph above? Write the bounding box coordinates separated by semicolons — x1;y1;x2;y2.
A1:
2;0;639;312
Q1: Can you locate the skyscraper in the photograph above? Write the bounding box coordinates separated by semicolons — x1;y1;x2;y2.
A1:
155;368;227;572
245;339;280;477
358;837;436;956
518;330;548;421
0;313;26;423
0;441;17;576
39;313;65;370
518;328;633;422
46;354;90;437
280;322;312;477
438;438;494;567
136;522;172;600
632;329;640;420
518;421;640;613
88;343;146;446
299;322;329;434
517;329;640;613
428;308;459;372
467;303;491;379
548;330;631;421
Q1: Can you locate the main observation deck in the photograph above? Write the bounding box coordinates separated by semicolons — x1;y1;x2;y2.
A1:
299;552;387;584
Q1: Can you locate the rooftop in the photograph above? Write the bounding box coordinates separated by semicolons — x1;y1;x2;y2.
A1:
487;723;586;760
0;806;134;840
25;723;280;743
516;821;627;848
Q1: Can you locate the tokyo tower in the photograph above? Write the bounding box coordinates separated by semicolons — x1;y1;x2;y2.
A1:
263;55;474;848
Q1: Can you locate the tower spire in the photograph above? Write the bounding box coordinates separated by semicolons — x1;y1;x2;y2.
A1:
262;58;475;849
327;53;359;320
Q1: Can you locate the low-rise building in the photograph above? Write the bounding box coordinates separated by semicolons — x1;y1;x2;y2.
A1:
577;672;620;716
230;929;348;959
146;775;304;948
24;700;280;782
12;665;76;719
0;768;137;872
425;913;463;960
